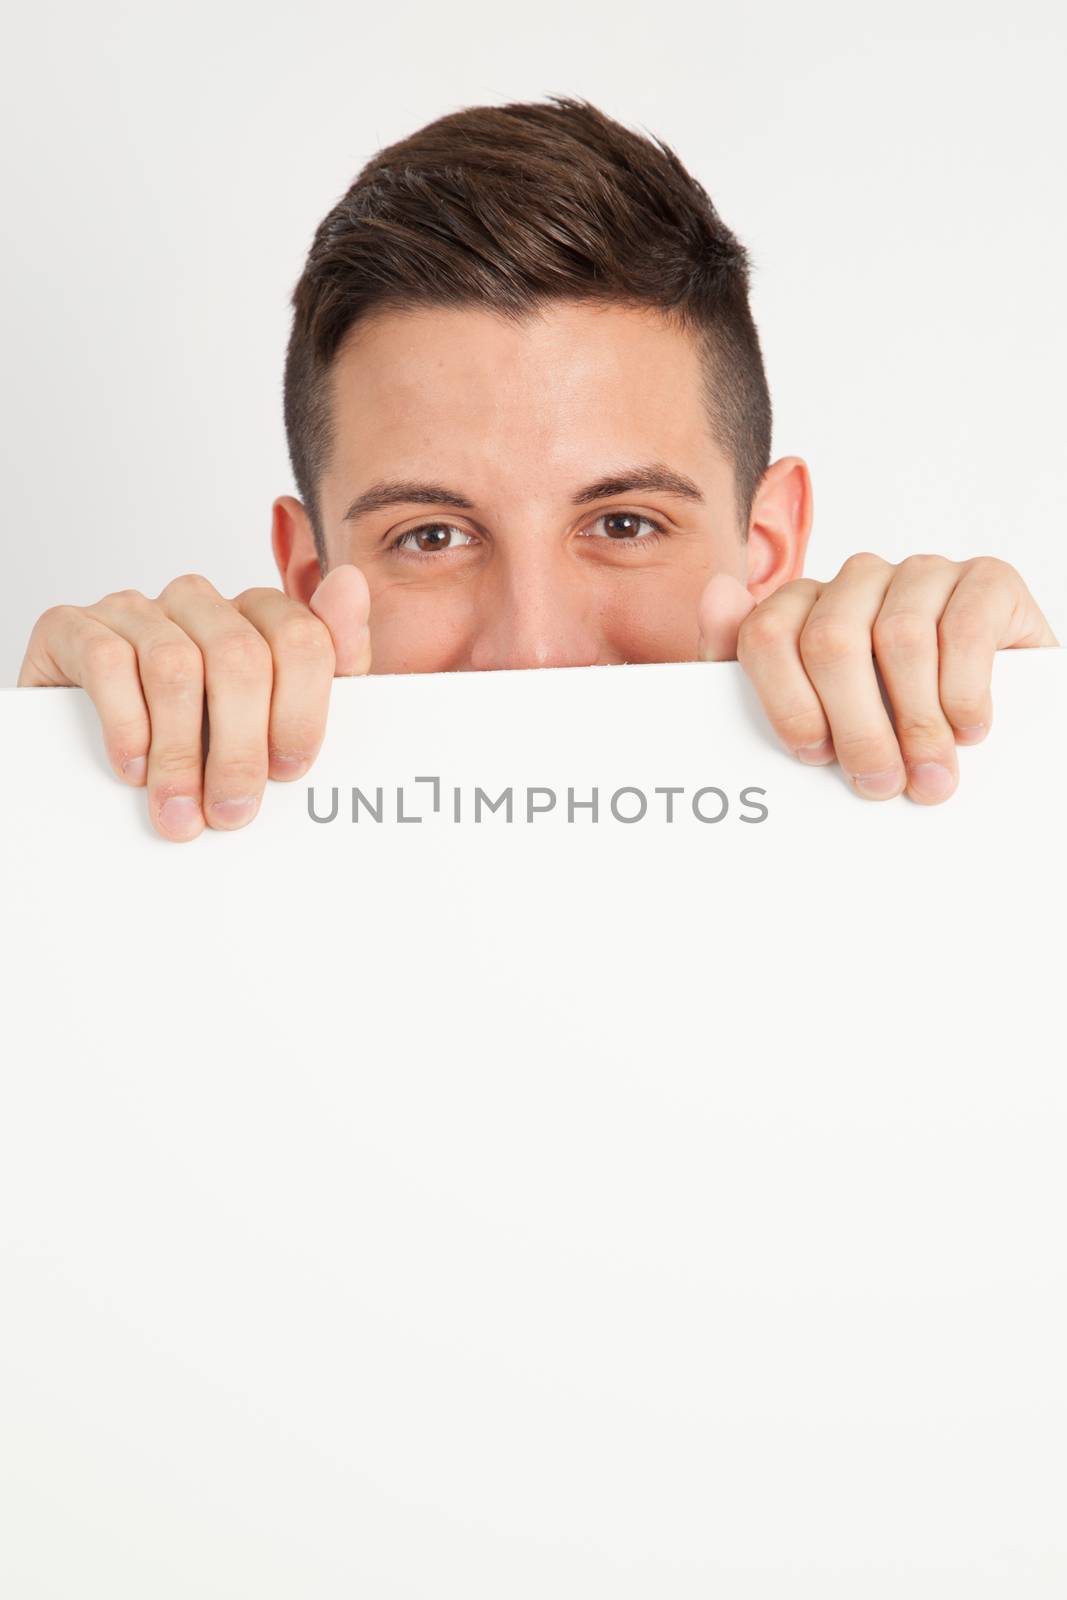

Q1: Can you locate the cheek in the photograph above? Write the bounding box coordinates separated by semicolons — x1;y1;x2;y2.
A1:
601;567;707;664
365;578;473;673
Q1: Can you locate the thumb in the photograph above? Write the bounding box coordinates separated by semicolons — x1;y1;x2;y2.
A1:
697;572;758;662
309;563;372;676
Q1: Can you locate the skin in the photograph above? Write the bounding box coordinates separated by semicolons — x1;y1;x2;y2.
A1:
17;298;1059;841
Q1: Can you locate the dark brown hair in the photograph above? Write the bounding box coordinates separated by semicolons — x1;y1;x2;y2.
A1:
284;95;772;571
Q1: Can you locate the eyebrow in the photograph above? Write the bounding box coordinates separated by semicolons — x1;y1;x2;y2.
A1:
340;462;705;524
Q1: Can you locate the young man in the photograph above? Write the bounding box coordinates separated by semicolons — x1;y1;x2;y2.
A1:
16;96;1058;843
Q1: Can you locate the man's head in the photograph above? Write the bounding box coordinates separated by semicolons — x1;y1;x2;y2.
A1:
274;96;811;671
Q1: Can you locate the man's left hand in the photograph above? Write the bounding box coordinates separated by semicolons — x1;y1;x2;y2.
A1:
698;553;1059;803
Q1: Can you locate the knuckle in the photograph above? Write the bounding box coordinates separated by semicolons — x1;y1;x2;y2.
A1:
833;730;899;770
210;756;267;792
161;572;215;598
105;587;147;607
151;746;203;780
872;609;929;657
271;716;323;755
142;638;204;687
839;551;888;576
276;614;333;663
775;706;828;745
737;607;791;658
35;603;82;633
938;604;988;647
107;716;150;752
965;555;1016;585
894;713;949;746
82;633;137;677
898;552;951;577
211;630;273;678
941;690;988;725
798;617;856;670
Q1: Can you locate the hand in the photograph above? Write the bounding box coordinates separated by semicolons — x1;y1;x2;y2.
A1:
17;566;372;841
697;553;1059;803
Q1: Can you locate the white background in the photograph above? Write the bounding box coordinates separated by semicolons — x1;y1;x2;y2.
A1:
2;0;1065;682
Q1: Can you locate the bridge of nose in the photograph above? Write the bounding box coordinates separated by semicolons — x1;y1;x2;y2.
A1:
465;537;610;671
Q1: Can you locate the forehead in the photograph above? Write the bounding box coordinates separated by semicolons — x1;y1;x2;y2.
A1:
325;299;724;488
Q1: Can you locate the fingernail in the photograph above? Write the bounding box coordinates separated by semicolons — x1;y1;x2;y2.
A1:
955;722;987;742
852;767;904;799
122;755;147;782
208;794;259;827
270;751;310;777
908;762;957;802
159;794;203;836
795;738;834;765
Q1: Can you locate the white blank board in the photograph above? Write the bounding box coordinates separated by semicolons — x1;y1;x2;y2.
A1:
2;651;1066;1598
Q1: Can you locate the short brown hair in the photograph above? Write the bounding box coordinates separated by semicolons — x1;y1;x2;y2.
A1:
284;95;772;571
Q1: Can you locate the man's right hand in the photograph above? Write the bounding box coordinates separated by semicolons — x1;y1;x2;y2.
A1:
16;567;372;842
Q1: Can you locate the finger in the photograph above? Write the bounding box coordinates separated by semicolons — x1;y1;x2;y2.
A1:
307;564;372;675
232;588;336;780
732;580;836;763
18;602;154;786
697;573;759;662
798;553;905;800
156;574;273;832
871;555;962;805
86;591;209;842
938;557;1059;745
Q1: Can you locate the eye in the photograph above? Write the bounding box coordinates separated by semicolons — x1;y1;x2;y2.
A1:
393;523;477;555
580;511;667;543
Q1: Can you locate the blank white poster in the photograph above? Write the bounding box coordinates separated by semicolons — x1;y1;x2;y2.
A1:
2;651;1065;1596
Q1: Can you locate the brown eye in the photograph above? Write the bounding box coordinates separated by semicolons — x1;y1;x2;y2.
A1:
581;513;664;542
395;524;476;554
603;514;643;539
414;526;451;552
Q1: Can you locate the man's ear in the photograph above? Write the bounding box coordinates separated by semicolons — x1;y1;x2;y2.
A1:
744;456;814;601
272;495;326;606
